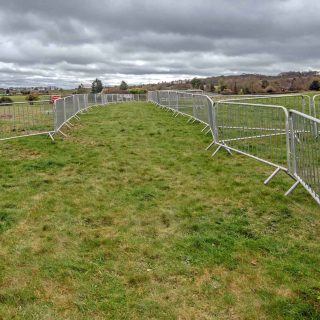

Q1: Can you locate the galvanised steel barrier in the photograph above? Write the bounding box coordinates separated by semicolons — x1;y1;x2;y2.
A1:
0;100;54;141
149;90;215;135
148;90;320;205
0;93;146;141
288;110;320;204
312;94;320;119
54;93;146;137
213;101;290;175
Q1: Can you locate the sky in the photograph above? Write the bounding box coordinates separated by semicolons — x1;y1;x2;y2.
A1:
0;0;319;88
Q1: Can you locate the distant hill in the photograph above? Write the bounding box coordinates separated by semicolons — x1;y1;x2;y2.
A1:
135;71;320;94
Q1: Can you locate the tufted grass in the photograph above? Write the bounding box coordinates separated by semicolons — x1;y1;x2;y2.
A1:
0;102;319;319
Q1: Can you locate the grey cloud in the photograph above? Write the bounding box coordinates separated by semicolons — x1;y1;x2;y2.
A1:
0;0;320;87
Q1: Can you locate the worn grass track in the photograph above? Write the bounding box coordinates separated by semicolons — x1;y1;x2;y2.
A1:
0;102;319;319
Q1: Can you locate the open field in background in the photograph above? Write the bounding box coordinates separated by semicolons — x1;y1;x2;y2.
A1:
0;95;52;103
0;102;319;319
1;90;77;103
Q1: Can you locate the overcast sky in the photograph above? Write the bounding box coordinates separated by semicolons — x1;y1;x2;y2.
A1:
0;0;319;88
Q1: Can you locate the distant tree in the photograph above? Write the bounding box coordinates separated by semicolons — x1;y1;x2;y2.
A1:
289;78;297;91
119;81;128;91
218;80;227;93
233;82;238;94
190;78;202;89
261;79;269;89
128;88;147;94
243;87;251;94
5;89;10;95
25;92;39;105
309;80;320;91
91;78;103;93
205;83;215;92
77;84;87;94
0;96;13;104
265;85;276;93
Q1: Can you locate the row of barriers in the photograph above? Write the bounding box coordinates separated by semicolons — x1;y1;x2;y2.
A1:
0;93;146;141
148;90;320;206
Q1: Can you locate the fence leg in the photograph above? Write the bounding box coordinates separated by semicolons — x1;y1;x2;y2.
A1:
264;167;281;185
206;140;215;150
224;145;233;155
58;130;67;137
212;144;232;157
212;145;222;157
48;132;55;142
285;180;300;196
201;125;208;132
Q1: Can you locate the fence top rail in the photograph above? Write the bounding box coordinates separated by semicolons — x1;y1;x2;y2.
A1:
156;90;214;103
156;91;308;98
217;93;310;102
217;100;289;116
312;94;320;101
155;90;313;106
289;109;320;123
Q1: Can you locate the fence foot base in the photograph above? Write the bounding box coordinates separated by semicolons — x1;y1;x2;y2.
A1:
206;140;215;150
285;180;300;196
264;167;281;185
201;125;208;132
58;130;67;138
48;132;55;142
224;145;233;155
212;145;222;157
212;144;232;157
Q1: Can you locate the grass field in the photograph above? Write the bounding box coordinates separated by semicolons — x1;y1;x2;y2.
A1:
0;102;319;319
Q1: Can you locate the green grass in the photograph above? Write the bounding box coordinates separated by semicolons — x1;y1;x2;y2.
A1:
0;102;319;319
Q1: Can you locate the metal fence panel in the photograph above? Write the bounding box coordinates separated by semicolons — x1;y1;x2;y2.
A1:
214;101;290;170
289;110;320;204
0;100;54;140
312;94;320;119
55;98;65;132
65;96;74;122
